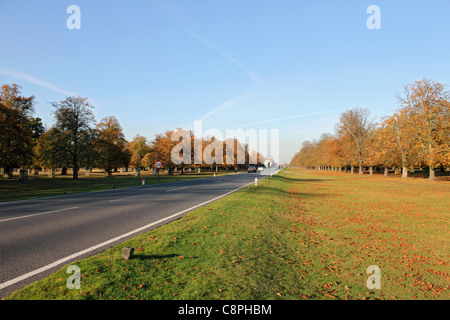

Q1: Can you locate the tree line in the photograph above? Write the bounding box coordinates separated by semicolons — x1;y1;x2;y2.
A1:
289;79;450;181
0;83;267;180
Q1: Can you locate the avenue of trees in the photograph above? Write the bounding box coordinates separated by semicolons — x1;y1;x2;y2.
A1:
289;79;450;181
0;83;266;180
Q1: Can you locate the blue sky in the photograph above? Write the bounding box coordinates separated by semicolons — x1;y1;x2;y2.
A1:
1;0;449;163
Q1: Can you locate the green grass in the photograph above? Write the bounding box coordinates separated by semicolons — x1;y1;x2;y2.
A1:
5;169;449;300
0;169;236;202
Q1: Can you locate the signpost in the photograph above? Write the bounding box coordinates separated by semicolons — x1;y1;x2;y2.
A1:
264;160;272;183
154;161;162;169
154;161;162;177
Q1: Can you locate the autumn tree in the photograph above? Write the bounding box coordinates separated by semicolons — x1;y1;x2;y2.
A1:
325;136;346;172
335;107;374;174
398;79;450;181
94;116;128;175
223;137;241;171
51;96;96;180
378;111;419;178
170;128;195;174
339;134;355;173
368;124;399;177
28;117;45;173
363;126;386;176
141;152;155;171
0;84;35;178
203;135;223;171
34;127;70;177
289;140;315;169
315;133;332;170
127;135;150;176
152;129;191;175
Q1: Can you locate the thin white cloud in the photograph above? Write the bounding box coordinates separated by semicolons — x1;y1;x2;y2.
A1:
180;27;264;85
0;68;77;96
222;111;334;129
198;95;245;121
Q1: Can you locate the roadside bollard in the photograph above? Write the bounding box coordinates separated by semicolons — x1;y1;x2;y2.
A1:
255;178;258;186
122;247;134;260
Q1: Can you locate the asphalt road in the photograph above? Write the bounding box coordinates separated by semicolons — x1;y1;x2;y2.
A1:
0;172;265;299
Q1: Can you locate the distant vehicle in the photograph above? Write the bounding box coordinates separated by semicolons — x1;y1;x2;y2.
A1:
248;166;257;173
257;166;264;172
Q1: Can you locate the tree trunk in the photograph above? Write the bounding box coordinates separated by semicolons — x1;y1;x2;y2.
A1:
73;163;78;180
402;166;408;178
369;166;373;176
20;169;28;183
4;167;13;179
350;165;354;174
384;167;388;177
72;143;78;180
429;167;436;182
359;161;363;174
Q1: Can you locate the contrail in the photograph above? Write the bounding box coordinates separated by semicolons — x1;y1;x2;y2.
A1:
0;68;77;96
222;111;334;129
180;26;264;85
199;96;240;121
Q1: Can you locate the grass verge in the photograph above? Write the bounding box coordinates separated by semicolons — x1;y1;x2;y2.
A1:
5;169;449;300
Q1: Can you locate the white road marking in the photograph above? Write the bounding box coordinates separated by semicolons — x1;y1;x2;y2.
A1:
166;186;188;192
109;195;145;202
0;180;254;290
0;207;79;223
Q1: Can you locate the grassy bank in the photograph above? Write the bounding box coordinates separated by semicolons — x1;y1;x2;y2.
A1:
5;169;449;300
0;170;235;203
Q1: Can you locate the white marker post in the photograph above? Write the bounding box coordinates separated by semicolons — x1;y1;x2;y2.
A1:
264;159;272;183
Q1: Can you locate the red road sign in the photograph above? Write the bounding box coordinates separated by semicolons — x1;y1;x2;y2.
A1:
154;161;162;169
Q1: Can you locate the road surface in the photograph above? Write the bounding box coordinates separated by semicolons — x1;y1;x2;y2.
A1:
0;172;266;298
